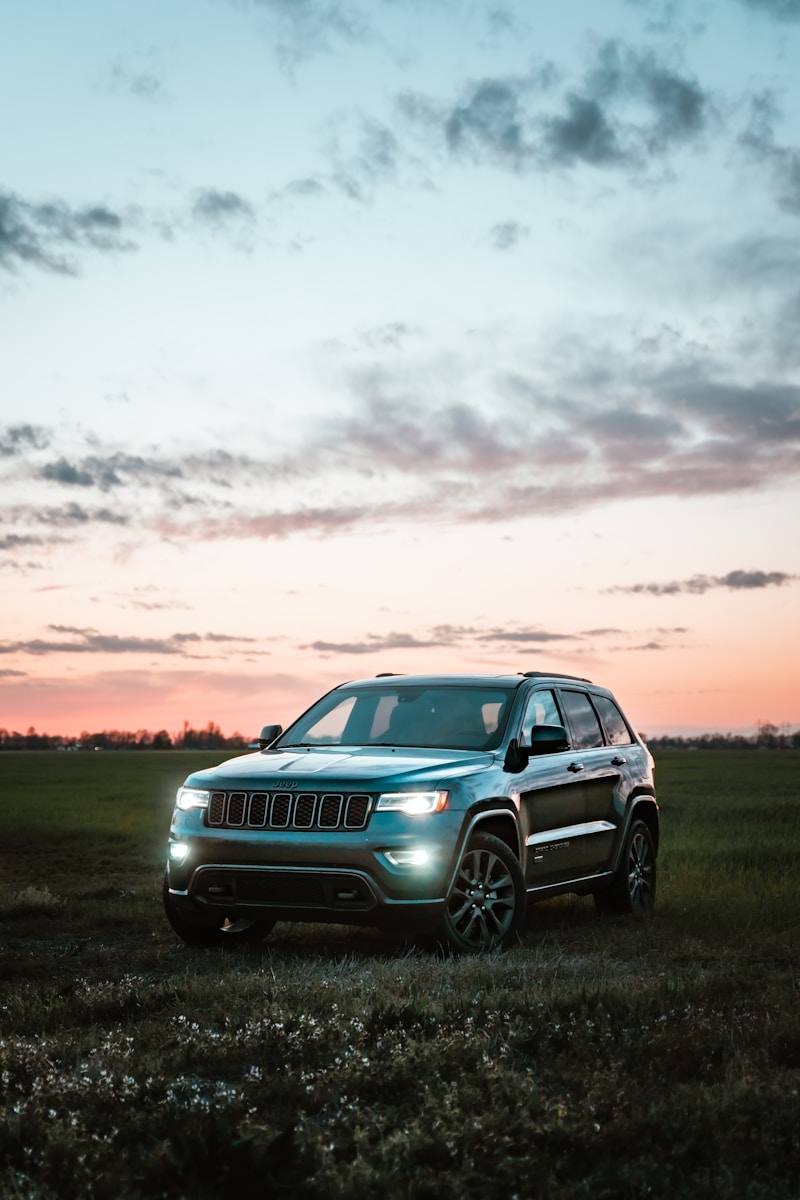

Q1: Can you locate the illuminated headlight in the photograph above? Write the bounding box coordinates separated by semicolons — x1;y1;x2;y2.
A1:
169;842;189;862
176;787;210;811
375;791;448;815
384;848;431;867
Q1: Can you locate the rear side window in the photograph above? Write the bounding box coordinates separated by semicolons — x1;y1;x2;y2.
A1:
560;690;605;749
593;695;633;746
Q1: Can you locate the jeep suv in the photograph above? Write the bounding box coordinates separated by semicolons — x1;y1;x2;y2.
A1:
163;672;658;952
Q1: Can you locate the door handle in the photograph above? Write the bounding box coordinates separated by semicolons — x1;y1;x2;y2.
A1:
611;755;627;766
567;761;584;773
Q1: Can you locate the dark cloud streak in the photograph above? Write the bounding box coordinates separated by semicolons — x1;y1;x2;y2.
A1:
399;40;712;176
0;626;261;658
737;0;800;19
608;570;796;596
3;360;800;550
0;190;135;276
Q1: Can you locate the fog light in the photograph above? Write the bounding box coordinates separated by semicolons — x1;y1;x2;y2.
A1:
385;848;431;867
169;842;189;862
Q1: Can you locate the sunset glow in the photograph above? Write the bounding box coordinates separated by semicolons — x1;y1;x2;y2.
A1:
2;0;799;740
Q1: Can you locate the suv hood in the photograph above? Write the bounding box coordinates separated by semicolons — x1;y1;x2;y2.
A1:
185;745;493;790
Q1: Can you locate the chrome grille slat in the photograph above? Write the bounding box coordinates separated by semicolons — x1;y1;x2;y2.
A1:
206;791;372;831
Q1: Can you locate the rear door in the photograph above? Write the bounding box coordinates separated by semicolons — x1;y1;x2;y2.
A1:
556;689;624;874
516;689;589;887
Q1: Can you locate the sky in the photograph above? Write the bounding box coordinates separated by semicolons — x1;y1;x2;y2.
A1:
1;0;799;740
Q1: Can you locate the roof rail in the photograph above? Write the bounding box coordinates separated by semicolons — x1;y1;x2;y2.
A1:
520;670;593;683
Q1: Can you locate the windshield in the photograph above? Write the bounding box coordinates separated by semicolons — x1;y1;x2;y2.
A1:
278;683;516;752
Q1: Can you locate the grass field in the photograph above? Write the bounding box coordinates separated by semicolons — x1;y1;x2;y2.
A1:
1;750;798;1199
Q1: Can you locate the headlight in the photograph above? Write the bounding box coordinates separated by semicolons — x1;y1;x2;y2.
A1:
176;787;210;811
375;791;448;814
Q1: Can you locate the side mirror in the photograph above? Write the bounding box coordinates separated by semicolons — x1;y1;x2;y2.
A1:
258;724;283;750
504;725;569;771
529;724;569;755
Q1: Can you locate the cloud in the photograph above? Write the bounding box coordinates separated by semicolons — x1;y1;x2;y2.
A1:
356;322;418;350
104;54;168;102
302;630;451;655
33;503;130;528
191;189;257;227
0;186;266;279
37;452;183;492
327;384;527;473
608;570;796;596
0;625;261;658
619;641;668;651
325;116;403;201
3;350;800;550
301;624;578;656
173;503;375;542
0;190;136;276
221;0;373;68
489;220;529;250
0;425;49;456
737;0;800;19
0;533;46;551
738;91;800;215
40;459;98;488
476;629;579;644
399;39;712;175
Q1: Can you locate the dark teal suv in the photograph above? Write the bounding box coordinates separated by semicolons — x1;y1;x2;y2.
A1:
164;672;658;952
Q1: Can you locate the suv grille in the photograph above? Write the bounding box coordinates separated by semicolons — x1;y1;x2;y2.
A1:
206;791;373;832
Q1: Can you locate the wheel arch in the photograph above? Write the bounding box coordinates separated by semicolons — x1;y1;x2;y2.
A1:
466;809;521;861
628;795;660;854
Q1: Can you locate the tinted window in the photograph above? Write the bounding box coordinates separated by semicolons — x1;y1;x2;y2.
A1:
521;689;562;745
560;690;604;749
593;695;633;746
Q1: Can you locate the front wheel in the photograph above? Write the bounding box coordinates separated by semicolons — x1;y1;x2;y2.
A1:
594;819;656;916
436;833;526;953
162;874;275;947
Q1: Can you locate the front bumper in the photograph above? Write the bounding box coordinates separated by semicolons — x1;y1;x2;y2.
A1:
165;806;465;930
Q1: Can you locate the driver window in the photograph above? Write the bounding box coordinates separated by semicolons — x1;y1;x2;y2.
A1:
521;690;562;745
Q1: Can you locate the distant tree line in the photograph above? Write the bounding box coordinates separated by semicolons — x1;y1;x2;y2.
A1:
0;719;798;752
0;720;252;752
644;722;800;751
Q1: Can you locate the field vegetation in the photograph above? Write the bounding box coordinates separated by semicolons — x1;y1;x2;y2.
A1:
1;750;798;1198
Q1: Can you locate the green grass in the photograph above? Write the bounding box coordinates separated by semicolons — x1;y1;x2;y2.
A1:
1;750;799;1199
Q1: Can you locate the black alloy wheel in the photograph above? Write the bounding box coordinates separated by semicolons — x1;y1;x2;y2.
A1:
594;819;656;916
438;832;526;953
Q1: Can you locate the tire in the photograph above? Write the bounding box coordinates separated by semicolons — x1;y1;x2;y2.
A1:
594;819;656;916
162;874;275;947
436;833;526;953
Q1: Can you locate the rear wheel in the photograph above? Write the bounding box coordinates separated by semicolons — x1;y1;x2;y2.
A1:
162;874;275;947
594;819;656;916
436;833;526;953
